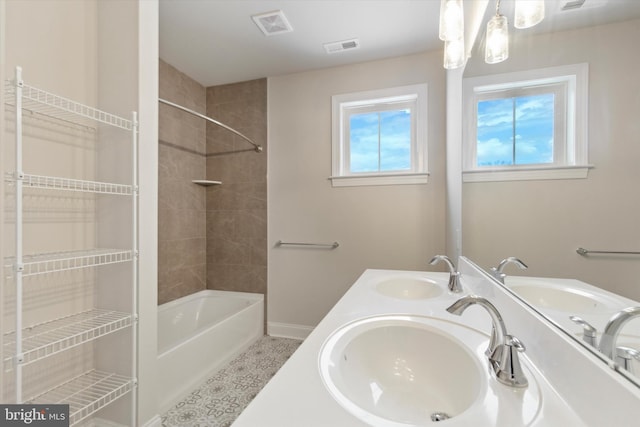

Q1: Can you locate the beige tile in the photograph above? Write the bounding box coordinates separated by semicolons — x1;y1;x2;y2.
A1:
159;76;267;301
206;264;266;294
158;238;206;274
158;207;206;241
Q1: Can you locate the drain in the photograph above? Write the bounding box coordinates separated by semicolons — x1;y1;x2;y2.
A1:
430;412;451;422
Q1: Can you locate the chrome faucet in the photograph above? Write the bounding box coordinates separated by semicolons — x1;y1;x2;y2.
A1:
429;255;462;293
490;257;528;283
569;315;598;347
447;295;528;387
599;307;640;360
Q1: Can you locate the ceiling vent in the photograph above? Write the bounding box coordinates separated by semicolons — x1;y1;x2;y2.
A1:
559;0;608;12
324;38;360;54
252;10;293;36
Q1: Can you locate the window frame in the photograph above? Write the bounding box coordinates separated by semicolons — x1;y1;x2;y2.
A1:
331;84;429;187
463;63;591;182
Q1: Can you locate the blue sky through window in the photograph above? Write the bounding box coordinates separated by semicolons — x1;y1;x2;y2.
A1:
350;109;411;173
477;93;555;166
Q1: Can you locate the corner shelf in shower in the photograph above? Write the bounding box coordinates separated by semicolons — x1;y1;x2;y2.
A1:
5;66;138;424
192;179;222;186
3;309;133;372
27;369;134;426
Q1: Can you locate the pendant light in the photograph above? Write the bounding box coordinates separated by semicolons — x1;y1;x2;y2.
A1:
439;0;465;69
444;38;465;69
514;0;545;29
439;0;464;41
485;0;509;64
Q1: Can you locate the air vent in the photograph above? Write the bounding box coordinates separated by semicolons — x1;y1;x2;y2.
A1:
559;0;608;12
561;0;586;10
252;10;293;36
324;38;360;54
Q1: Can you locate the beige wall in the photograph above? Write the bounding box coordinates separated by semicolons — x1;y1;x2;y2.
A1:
462;19;640;300
267;51;447;331
158;59;207;304
1;1;158;423
2;0;100;403
205;79;267;298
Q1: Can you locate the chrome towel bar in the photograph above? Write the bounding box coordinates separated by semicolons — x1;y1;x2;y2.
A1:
577;247;640;256
275;240;339;249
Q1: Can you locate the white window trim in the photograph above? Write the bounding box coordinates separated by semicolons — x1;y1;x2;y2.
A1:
330;84;429;187
463;63;591;182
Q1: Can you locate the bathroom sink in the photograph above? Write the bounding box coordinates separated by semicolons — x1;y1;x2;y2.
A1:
318;315;485;426
375;277;443;299
506;280;622;315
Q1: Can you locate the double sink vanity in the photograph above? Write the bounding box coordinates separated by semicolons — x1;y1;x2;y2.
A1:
233;257;640;426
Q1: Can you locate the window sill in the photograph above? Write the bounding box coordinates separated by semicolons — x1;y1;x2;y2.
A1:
329;172;429;187
463;165;593;183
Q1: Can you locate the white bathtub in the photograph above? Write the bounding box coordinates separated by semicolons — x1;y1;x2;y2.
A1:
157;290;264;410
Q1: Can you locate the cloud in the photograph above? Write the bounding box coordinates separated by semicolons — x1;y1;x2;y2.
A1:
349;109;411;172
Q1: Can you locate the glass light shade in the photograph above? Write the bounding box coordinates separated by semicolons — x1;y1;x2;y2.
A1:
439;0;464;41
444;38;465;69
485;14;509;64
514;0;545;29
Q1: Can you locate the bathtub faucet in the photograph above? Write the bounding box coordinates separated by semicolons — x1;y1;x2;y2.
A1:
429;255;462;293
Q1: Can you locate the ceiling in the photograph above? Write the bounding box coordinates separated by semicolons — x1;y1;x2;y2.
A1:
159;0;640;87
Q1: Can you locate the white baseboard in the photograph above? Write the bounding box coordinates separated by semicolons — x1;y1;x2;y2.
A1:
141;415;162;427
267;322;314;340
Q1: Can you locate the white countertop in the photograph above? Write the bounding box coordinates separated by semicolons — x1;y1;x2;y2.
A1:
232;268;589;427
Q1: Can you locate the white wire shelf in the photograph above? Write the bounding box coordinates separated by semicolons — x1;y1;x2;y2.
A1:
3;309;132;371
5;173;133;195
27;370;134;426
5;249;133;277
5;80;133;131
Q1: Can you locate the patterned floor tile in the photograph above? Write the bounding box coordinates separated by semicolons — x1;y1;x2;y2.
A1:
161;336;302;427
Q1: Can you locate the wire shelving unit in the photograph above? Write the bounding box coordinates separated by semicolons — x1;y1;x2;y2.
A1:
4;66;138;425
28;370;133;426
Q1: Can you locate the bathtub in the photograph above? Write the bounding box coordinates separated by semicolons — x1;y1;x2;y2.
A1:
157;290;264;410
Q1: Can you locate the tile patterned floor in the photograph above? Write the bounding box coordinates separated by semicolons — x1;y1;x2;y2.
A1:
161;336;302;427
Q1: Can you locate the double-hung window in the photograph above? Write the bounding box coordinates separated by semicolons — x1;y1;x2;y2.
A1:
463;63;590;182
331;84;428;187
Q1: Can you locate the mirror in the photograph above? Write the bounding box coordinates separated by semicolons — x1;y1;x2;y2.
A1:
461;1;640;385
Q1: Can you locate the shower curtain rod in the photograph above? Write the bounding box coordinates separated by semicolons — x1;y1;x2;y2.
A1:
158;98;263;153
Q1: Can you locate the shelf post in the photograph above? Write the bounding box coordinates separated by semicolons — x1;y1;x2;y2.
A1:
14;66;24;403
130;110;139;426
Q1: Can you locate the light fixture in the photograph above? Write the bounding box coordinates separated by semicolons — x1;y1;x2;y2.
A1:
439;0;464;41
514;0;545;29
444;38;465;69
439;0;465;69
485;0;509;64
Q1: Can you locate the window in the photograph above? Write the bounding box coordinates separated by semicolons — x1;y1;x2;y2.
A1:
331;84;428;187
463;64;590;182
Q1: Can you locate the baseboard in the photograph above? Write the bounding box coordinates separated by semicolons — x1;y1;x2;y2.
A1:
141;414;162;427
267;322;314;340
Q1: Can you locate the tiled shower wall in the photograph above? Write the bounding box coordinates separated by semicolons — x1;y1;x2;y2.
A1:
158;60;207;304
205;80;267;296
158;60;267;304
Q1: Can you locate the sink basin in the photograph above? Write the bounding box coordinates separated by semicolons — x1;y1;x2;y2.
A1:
507;281;622;315
375;277;443;299
319;315;485;426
